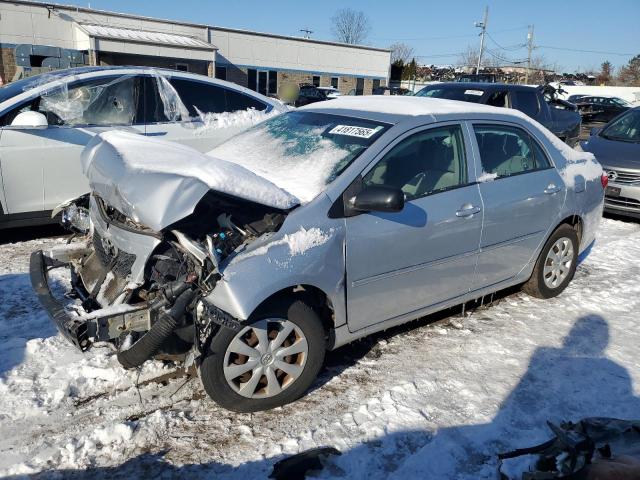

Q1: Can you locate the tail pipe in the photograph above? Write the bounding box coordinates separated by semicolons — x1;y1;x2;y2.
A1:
117;282;196;370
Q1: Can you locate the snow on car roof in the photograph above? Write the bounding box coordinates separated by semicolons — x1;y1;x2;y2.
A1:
300;95;510;119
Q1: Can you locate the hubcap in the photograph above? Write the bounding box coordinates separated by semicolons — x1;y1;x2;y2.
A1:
543;237;574;289
223;318;308;399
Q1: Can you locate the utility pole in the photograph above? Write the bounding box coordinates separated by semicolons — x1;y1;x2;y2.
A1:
299;28;313;39
475;6;488;75
525;25;535;84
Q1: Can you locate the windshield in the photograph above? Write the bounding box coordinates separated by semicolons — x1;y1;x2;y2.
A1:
415;87;484;103
208;111;390;203
601;109;640;143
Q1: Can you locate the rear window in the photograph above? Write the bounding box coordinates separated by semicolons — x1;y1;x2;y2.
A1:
415;87;485;103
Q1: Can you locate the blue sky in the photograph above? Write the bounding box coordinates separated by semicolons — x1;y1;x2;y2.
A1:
52;0;638;73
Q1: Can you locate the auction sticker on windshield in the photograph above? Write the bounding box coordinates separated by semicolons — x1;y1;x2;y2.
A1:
329;125;382;138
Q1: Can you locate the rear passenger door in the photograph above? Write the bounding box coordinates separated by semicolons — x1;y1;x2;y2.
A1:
143;77;268;152
471;123;566;288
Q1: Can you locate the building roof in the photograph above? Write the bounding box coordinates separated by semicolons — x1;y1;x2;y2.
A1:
78;24;215;50
13;0;390;53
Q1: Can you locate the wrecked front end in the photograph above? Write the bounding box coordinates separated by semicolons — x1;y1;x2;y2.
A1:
31;186;289;370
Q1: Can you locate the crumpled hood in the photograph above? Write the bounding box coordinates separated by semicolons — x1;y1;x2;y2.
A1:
81;131;299;231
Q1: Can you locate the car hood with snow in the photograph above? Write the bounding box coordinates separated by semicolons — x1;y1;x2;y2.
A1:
81;130;299;231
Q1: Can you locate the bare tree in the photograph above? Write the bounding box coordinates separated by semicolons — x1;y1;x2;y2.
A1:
389;42;415;65
457;47;479;69
618;54;640;86
331;8;371;45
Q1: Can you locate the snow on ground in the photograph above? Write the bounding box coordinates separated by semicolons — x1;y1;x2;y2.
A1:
0;217;639;479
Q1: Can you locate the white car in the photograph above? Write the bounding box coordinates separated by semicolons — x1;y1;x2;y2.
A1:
0;66;285;229
316;86;341;98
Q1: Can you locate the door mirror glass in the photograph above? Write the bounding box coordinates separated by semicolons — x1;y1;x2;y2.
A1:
352;185;405;213
10;111;48;128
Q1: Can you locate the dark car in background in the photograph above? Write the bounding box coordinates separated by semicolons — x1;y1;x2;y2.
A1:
573;96;632;123
294;84;333;107
580;107;640;218
415;82;582;145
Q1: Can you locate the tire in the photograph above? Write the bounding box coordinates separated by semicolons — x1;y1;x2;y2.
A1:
199;299;326;412
523;224;579;299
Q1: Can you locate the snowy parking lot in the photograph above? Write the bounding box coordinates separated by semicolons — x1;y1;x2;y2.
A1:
0;216;639;479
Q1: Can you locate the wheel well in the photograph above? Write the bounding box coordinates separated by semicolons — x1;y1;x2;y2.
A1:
250;285;334;334
558;214;583;242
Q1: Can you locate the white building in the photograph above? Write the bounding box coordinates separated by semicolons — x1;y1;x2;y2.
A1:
0;0;391;95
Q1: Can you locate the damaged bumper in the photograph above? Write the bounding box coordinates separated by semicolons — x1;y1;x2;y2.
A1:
30;246;152;352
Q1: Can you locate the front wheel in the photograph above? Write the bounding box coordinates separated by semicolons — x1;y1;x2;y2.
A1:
523;224;579;299
199;299;326;412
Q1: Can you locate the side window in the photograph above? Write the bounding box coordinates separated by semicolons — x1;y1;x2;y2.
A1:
486;90;509;108
513;91;540;117
363;125;467;201
0;99;38;126
25;76;141;127
168;78;227;118
474;125;549;178
225;88;267;112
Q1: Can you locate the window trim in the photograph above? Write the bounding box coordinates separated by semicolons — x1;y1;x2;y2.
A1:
470;122;555;182
358;121;474;203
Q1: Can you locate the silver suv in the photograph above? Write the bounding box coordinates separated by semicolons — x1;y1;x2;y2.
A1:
31;97;605;412
0;66;284;229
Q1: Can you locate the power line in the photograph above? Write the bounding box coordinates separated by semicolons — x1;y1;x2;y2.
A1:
486;32;526;52
536;45;635;57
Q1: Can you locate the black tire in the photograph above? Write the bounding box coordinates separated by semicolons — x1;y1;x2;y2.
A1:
199;299;326;412
523;224;579;299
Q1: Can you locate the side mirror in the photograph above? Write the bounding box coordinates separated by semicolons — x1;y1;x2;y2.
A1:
351;185;405;213
11;111;48;128
590;127;602;137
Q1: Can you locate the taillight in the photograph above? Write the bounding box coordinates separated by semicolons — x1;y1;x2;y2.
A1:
601;174;609;189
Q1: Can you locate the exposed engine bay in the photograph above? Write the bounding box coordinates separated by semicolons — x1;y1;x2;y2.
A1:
34;190;287;368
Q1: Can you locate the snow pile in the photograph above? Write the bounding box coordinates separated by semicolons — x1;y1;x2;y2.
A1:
238;226;332;261
477;171;498;183
2;219;640;477
194;107;278;134
81;130;299;230
209;125;358;203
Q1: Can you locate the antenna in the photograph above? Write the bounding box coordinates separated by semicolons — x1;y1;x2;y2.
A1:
299;28;313;39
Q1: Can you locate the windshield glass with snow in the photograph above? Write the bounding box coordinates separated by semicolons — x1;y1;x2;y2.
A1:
602;109;640;143
208;111;390;202
415;87;485;103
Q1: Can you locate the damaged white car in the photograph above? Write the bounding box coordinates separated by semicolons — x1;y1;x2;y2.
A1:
0;66;284;228
31;97;605;412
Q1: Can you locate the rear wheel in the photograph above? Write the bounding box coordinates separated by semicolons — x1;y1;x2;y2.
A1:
199;299;326;412
523;224;579;299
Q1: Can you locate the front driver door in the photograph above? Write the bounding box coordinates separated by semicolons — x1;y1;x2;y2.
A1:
345;123;483;332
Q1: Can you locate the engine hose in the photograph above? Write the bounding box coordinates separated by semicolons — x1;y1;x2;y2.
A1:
117;286;196;370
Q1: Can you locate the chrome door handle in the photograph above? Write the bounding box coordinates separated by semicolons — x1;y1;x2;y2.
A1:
544;183;561;195
456;204;482;217
145;131;168;136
